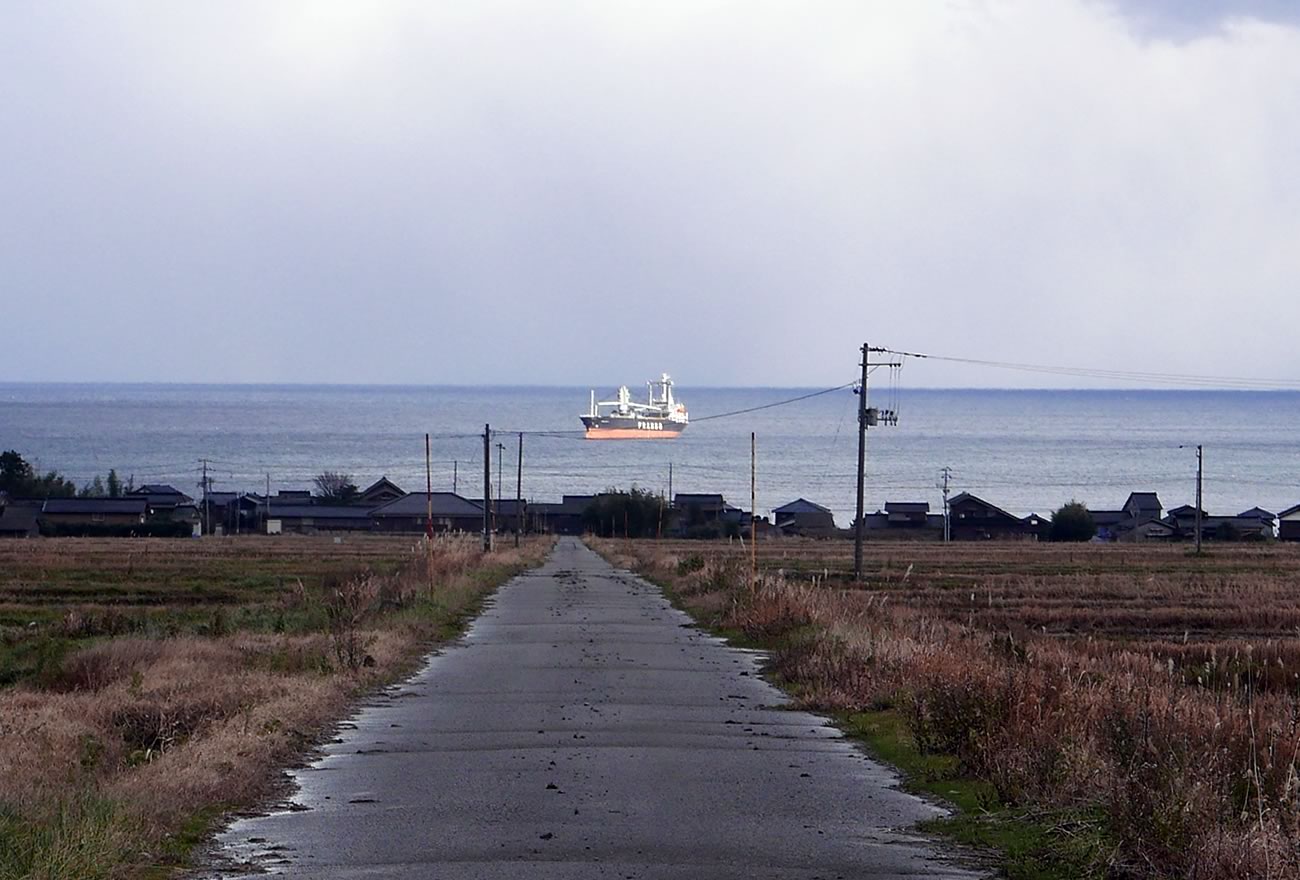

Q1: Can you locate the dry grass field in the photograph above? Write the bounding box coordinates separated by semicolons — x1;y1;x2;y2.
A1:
593;538;1300;879
0;535;549;880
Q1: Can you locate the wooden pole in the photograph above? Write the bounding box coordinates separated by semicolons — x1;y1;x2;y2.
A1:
482;424;492;552
515;432;523;548
425;433;434;541
853;343;869;581
750;432;757;594
1195;445;1203;554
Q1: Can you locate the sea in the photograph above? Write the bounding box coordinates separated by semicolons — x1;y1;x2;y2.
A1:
2;384;1298;525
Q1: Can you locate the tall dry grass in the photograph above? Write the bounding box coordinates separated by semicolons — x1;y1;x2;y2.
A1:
0;535;549;880
601;540;1300;879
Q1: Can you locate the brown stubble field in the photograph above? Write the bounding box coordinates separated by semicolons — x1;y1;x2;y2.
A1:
593;537;1300;879
0;535;550;880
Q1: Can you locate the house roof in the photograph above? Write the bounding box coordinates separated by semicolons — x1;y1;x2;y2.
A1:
1238;507;1276;520
1279;504;1300;519
371;493;483;518
469;499;528;516
0;505;40;535
1167;504;1205;517
884;501;929;514
359;477;405;497
774;498;832;515
42;498;147;515
1089;510;1130;527
949;492;1019;522
674;493;726;506
130;484;186;496
1124;492;1162;510
1131;517;1177;533
267;504;375;520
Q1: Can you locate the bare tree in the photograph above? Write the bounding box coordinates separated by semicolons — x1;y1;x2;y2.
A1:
313;471;359;505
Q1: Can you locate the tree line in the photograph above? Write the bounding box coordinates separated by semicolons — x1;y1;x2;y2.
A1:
0;450;130;499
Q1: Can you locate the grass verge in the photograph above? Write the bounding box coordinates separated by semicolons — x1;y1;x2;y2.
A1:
587;539;1160;880
0;535;551;880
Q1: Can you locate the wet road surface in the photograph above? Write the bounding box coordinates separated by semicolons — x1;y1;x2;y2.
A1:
203;537;981;879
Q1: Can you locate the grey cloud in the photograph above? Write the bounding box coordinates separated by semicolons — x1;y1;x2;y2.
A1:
2;1;1298;388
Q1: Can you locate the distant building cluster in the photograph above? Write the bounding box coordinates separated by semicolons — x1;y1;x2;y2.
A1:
857;491;1291;543
1;480;1296;543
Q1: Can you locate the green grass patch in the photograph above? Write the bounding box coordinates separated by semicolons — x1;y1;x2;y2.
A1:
839;710;1113;880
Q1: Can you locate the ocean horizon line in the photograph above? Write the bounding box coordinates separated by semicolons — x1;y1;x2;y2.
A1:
2;381;1298;395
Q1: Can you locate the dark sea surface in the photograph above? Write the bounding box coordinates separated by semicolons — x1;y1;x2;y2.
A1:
2;384;1298;524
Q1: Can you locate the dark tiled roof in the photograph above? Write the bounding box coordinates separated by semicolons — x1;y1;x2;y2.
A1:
1238;507;1276;520
0;505;39;535
360;477;405;496
884;501;929;514
131;484;185;496
775;498;833;515
1279;504;1300;519
1124;492;1162;512
371;493;483;518
268;505;375;519
675;494;726;506
42;498;147;515
949;492;1020;522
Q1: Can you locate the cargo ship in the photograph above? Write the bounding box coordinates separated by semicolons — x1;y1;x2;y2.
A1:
580;374;689;439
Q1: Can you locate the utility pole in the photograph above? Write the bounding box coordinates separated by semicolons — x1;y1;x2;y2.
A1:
938;466;953;543
265;473;272;535
750;432;757;594
199;458;211;536
482;425;492;552
853;343;901;581
515;432;523;548
1195;444;1203;554
1180;444;1204;553
495;441;505;535
668;461;673;505
425;433;434;541
453;460;458;495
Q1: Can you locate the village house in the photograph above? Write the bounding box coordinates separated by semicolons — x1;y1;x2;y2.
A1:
674;494;727;524
860;501;944;535
528;495;594;535
370;492;484;534
264;504;376;535
357;478;405;508
39;497;148;528
0;498;40;538
1089;492;1163;541
1280;505;1300;542
948;492;1037;541
773;499;837;535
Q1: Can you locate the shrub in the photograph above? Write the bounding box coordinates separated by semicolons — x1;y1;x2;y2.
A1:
1050;501;1095;542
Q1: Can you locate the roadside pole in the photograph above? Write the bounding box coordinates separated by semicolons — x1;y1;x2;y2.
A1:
515;432;523;548
853;343;901;582
1195;445;1203;554
425;433;434;592
751;432;757;595
425;434;434;542
482;425;492;552
853;346;868;581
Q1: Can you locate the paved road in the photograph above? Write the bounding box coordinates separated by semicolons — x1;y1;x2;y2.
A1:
205;538;981;879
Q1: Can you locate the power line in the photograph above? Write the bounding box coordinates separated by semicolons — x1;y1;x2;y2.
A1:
883;349;1300;390
692;381;858;422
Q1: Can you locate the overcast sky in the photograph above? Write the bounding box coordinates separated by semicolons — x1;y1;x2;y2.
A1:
3;1;1298;388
